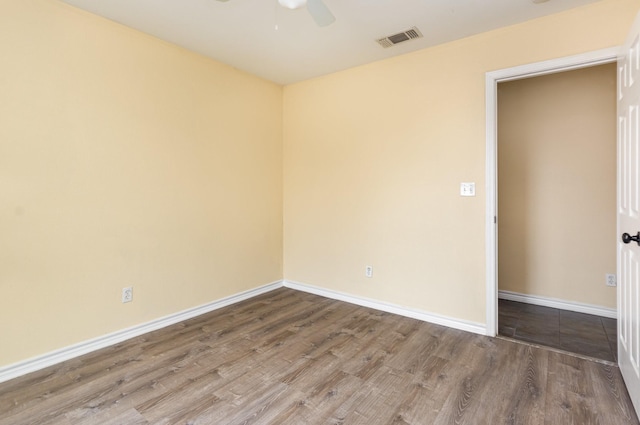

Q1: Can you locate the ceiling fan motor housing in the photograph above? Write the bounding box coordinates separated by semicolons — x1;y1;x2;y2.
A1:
278;0;307;10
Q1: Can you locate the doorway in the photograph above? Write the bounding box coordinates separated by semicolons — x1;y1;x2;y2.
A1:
495;63;617;361
485;48;619;345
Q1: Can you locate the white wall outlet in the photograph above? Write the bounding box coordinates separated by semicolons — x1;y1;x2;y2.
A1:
122;286;133;303
365;266;373;278
460;182;476;197
606;274;617;287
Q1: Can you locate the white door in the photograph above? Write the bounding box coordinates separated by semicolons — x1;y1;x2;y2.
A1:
618;10;640;415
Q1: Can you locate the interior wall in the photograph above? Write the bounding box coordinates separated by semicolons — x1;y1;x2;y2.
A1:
0;0;283;368
283;0;638;325
497;64;617;309
2;0;637;371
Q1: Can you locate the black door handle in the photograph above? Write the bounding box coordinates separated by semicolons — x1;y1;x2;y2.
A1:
622;232;640;245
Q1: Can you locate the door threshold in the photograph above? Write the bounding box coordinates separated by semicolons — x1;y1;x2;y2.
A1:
495;334;617;367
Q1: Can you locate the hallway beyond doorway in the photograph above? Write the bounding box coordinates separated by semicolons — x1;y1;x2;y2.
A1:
498;299;617;362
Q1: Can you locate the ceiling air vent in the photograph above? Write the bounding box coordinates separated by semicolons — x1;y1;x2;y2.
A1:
376;27;423;48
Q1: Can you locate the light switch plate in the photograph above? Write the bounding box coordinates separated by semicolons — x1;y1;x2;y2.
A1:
460;182;475;197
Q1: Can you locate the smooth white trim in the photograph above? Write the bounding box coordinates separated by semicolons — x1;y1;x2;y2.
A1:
486;47;620;82
485;47;620;337
0;281;283;384
499;290;617;319
485;69;499;337
284;280;486;335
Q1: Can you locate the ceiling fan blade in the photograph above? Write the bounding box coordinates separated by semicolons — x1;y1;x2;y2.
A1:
306;0;335;27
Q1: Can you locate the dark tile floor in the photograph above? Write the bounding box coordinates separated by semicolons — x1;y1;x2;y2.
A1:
498;299;618;362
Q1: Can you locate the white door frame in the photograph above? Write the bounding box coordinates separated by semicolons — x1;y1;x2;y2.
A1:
485;47;620;337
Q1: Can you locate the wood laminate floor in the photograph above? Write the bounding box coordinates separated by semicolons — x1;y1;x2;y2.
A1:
0;288;637;425
498;299;618;363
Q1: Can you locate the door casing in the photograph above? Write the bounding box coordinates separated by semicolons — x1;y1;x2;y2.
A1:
484;47;620;337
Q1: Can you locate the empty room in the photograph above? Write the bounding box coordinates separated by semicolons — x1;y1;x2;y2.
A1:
1;0;640;423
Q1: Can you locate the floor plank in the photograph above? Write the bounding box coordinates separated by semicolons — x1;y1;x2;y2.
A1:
0;288;637;425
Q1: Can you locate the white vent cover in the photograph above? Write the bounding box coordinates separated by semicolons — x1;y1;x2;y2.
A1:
376;27;423;48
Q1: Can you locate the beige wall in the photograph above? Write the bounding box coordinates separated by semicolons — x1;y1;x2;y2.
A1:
2;0;639;370
0;0;283;367
283;0;638;324
497;64;617;308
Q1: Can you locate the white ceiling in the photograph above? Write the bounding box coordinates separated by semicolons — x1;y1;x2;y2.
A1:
60;0;601;85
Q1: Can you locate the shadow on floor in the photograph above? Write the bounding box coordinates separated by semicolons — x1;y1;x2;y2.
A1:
498;299;617;362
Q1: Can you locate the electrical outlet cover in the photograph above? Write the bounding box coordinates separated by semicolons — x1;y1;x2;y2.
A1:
122;286;133;303
365;266;373;278
606;274;617;287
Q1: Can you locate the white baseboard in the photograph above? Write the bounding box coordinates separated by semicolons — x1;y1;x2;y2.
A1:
498;290;617;319
1;279;490;384
284;280;486;335
0;280;283;384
